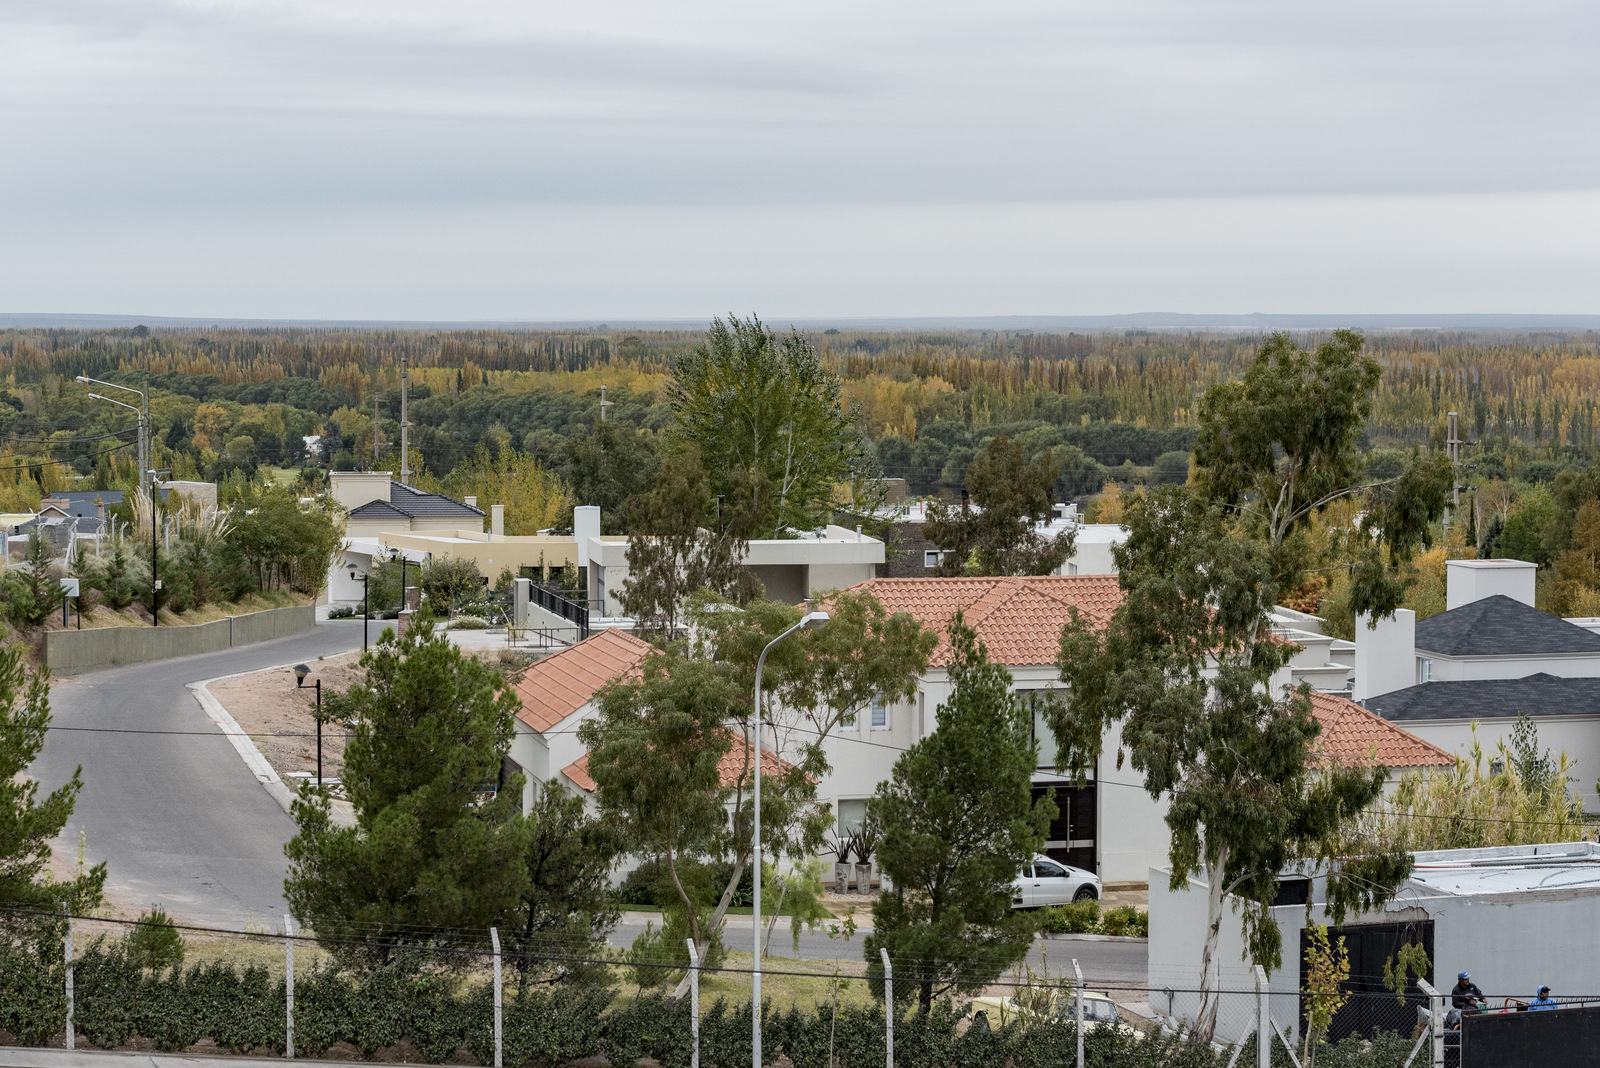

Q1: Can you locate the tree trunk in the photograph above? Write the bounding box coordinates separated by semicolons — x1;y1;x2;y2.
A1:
1191;846;1230;1045
668;853;749;1000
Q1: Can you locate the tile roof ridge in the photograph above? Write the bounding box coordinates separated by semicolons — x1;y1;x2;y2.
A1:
961;576;1024;627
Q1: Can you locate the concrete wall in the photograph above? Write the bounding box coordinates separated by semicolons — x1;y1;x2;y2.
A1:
1354;609;1416;701
43;604;318;675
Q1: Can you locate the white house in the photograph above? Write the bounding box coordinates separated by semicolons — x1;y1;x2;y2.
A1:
1148;840;1600;1046
1356;558;1600;810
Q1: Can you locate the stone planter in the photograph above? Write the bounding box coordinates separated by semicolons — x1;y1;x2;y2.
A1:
834;862;853;894
854;861;875;892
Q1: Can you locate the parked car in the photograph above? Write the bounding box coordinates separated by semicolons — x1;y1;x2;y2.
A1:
1011;854;1100;908
969;990;1139;1038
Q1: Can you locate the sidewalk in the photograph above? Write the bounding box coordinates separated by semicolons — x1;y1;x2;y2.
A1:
0;1051;352;1068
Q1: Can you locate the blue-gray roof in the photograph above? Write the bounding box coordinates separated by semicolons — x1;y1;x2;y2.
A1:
1364;674;1600;722
1415;595;1600;657
347;482;482;521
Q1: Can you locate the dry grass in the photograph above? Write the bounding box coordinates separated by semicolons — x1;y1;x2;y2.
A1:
47;589;307;631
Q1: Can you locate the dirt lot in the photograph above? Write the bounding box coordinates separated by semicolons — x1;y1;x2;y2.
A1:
210;653;365;789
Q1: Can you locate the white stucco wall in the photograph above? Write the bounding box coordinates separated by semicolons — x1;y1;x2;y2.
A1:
1416;651;1600;683
1398;716;1600;811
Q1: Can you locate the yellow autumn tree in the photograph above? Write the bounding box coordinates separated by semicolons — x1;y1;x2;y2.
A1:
421;446;568;535
1555;498;1600;615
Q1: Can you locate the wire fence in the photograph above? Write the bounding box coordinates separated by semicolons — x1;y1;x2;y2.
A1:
0;904;1526;1068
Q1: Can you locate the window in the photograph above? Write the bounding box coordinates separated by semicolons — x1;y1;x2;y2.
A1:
1418;658;1434;684
837;799;868;837
1034;858;1068;879
917;691;925;738
1067;562;1079;576
870;695;889;730
1018;690;1063;770
924;550;941;570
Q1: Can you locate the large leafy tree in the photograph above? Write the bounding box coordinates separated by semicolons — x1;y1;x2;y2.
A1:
1193;329;1450;613
864;616;1051;1013
284;615;527;967
562;423;659;534
0;648;105;918
924;434;1075;576
619;447;757;639
1053;488;1411;1041
667;314;868;537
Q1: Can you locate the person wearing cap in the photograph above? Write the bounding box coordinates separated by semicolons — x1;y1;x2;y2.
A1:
1531;985;1558;1010
1452;971;1485;1010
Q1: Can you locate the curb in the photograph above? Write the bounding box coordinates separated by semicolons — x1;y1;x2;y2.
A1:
188;660;357;828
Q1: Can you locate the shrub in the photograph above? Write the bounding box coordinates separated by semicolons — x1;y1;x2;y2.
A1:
449;616;489;630
1100;905;1149;938
327;605;355;619
125;906;185;972
1038;899;1099;934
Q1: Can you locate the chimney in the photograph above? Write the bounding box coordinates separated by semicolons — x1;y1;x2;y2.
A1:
1446;559;1537;611
96;498;106;525
574;506;601;570
1353;609;1416;702
464;495;477;509
491;504;504;539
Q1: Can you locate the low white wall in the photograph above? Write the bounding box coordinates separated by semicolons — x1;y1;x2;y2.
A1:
1422;652;1600;682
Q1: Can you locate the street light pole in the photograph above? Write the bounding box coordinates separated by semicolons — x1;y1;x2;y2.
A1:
294;666;324;787
348;563;369;651
751;609;829;1068
77;376;148;496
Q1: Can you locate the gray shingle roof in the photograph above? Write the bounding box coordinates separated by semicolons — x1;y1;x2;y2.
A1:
47;491;124;518
1363;673;1600;722
345;482;482;521
1414;595;1600;657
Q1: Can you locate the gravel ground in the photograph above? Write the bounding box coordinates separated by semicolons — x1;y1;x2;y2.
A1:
210;653;364;789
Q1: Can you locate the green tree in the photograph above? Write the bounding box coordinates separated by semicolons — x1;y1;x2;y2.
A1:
864;616;1051;1014
924;434;1075;577
420;555;484;611
1193;330;1450;616
283;615;526;966
562;423;659;534
619;448;756;639
5;530;63;626
225;484;343;594
668;315;868;537
0;646;106;917
505;781;623;991
1053;488;1409;1041
1497;486;1555;567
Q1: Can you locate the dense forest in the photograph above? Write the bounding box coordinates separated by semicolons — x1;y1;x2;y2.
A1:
5;323;1600;558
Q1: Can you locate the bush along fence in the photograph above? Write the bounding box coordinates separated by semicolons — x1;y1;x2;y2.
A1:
0;909;1444;1068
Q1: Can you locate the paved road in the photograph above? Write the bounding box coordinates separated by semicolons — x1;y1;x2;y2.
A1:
609;911;1146;989
32;622;365;928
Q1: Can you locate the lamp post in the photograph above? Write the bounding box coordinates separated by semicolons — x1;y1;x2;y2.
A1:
293;664;323;787
77;376;148;496
348;563;369;651
751;609;829;1068
391;548;409;613
146;468;171;626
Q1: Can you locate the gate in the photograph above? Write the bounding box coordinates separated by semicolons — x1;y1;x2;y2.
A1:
1299;920;1433;1044
1463;1003;1600;1067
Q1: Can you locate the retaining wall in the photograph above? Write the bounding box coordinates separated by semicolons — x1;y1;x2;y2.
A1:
43;604;317;675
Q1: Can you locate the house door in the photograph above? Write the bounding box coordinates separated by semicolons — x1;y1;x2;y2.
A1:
1300;920;1434;1044
1032;782;1096;874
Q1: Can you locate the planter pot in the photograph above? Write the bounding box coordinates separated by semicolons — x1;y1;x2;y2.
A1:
834;863;852;894
854;862;875;892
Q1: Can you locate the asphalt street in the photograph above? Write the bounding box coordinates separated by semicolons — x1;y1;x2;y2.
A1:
32;621;365;928
608;912;1147;990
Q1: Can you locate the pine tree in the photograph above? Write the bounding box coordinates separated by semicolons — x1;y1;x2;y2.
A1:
864;615;1051;1013
0;645;106;918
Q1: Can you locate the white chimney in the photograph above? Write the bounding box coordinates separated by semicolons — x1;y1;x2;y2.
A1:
1353;609;1415;702
464;495;477;508
573;506;601;570
491;504;504;538
1446;559;1537;611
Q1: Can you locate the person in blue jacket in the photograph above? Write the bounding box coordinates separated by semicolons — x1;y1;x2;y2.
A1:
1530;985;1558;1010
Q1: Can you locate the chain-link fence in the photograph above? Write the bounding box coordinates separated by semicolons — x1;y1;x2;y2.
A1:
0;905;1519;1068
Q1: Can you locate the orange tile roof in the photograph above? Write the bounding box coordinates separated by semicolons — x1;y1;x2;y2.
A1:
1306;691;1454;769
559;729;797;794
837;575;1124;667
511;628;655;733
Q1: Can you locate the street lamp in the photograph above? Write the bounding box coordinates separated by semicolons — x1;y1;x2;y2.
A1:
77;376;148;495
391;548;409;614
751;608;828;1068
293;663;324;787
347;562;369;651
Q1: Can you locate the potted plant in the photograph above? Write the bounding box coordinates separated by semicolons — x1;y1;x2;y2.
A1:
832;832;855;894
853;817;880;893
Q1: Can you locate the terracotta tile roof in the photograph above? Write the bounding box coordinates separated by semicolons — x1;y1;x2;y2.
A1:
559;730;796;794
1306;691;1454;769
511;629;655;733
837;575;1124;667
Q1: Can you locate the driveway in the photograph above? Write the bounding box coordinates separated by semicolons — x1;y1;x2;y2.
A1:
32;622;365;928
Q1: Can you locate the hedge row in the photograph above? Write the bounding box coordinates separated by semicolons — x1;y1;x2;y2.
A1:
0;939;1413;1068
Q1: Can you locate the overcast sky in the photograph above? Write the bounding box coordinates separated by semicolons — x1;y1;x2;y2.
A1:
5;0;1600;320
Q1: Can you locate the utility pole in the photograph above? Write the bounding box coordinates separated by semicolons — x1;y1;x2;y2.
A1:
1444;411;1461;535
399;355;412;486
599;384;613;424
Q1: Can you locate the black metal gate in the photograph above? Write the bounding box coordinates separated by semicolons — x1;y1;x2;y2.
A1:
1299;920;1434;1044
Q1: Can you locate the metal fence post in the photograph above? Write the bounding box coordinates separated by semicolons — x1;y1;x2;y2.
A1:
64;908;74;1051
1255;964;1270;1068
284;915;295;1060
881;949;893;1068
1072;958;1084;1068
686;939;700;1068
490;928;503;1068
1417;979;1444;1068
